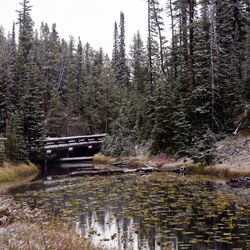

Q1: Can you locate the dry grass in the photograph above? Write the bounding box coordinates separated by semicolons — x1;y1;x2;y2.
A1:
186;164;250;179
0;162;39;182
0;221;101;250
93;154;114;165
0;194;101;250
128;155;149;168
93;154;149;169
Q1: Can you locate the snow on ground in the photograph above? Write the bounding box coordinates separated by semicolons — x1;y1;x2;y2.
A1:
214;134;250;172
0;195;98;250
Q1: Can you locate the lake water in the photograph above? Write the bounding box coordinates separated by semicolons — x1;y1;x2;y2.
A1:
8;172;250;250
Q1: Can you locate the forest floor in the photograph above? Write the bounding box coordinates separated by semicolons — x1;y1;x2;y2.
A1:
213;133;250;173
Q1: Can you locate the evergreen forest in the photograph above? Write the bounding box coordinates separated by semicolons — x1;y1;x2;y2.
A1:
0;0;250;165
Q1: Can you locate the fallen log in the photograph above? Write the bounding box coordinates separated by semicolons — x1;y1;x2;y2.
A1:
69;169;125;177
142;165;161;172
68;165;162;177
112;161;129;168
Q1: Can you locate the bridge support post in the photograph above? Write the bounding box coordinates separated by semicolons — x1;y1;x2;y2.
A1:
44;156;48;175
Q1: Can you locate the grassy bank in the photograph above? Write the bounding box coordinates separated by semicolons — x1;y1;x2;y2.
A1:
93;154;114;165
0;161;39;182
93;154;148;168
186;164;250;179
0;221;99;250
93;154;250;179
0;195;100;250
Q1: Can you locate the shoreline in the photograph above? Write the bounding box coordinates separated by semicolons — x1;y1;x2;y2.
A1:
93;154;250;179
0;162;39;183
0;194;99;250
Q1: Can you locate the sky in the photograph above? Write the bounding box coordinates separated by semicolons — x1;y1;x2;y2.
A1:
0;0;167;55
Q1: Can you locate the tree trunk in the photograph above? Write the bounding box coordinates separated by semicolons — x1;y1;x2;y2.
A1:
188;0;195;90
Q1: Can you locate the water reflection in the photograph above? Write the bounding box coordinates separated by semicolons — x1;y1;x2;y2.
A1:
75;208;168;250
9;174;250;250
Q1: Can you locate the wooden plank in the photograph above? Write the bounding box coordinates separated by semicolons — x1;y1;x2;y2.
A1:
58;163;94;169
42;134;106;143
44;140;103;150
58;157;93;162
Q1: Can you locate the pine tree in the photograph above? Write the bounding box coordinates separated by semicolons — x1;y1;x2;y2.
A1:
188;0;196;90
209;0;221;132
167;0;178;81
171;0;190;97
38;22;53;117
102;93;137;156
149;0;168;79
21;51;45;157
129;31;149;137
48;23;61;87
0;27;8;134
65;36;79;111
151;83;175;154
130;32;148;93
243;2;250;102
242;2;250;128
6;23;18;118
112;22;119;83
191;128;216;165
189;0;212;135
96;54;120;133
16;0;34;102
16;0;44;158
4;111;28;163
45;89;66;136
216;0;246;131
75;37;84;111
172;96;192;157
117;12;128;87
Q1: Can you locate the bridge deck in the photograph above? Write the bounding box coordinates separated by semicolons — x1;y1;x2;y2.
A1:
41;133;106;151
42;133;106;143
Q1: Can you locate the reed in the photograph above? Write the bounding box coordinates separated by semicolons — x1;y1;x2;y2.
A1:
93;154;114;165
186;164;250;179
0;162;39;182
0;221;101;250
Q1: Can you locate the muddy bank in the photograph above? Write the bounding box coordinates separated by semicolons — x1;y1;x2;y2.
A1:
0;194;100;250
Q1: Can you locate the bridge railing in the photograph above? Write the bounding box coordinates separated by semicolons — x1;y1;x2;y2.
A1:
40;133;106;151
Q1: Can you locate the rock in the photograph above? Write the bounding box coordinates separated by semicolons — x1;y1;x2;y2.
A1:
226;177;250;188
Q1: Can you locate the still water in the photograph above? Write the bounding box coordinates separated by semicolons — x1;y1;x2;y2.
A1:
8;172;250;250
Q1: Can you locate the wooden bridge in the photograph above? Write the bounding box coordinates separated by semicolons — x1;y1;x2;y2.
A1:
40;133;106;173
